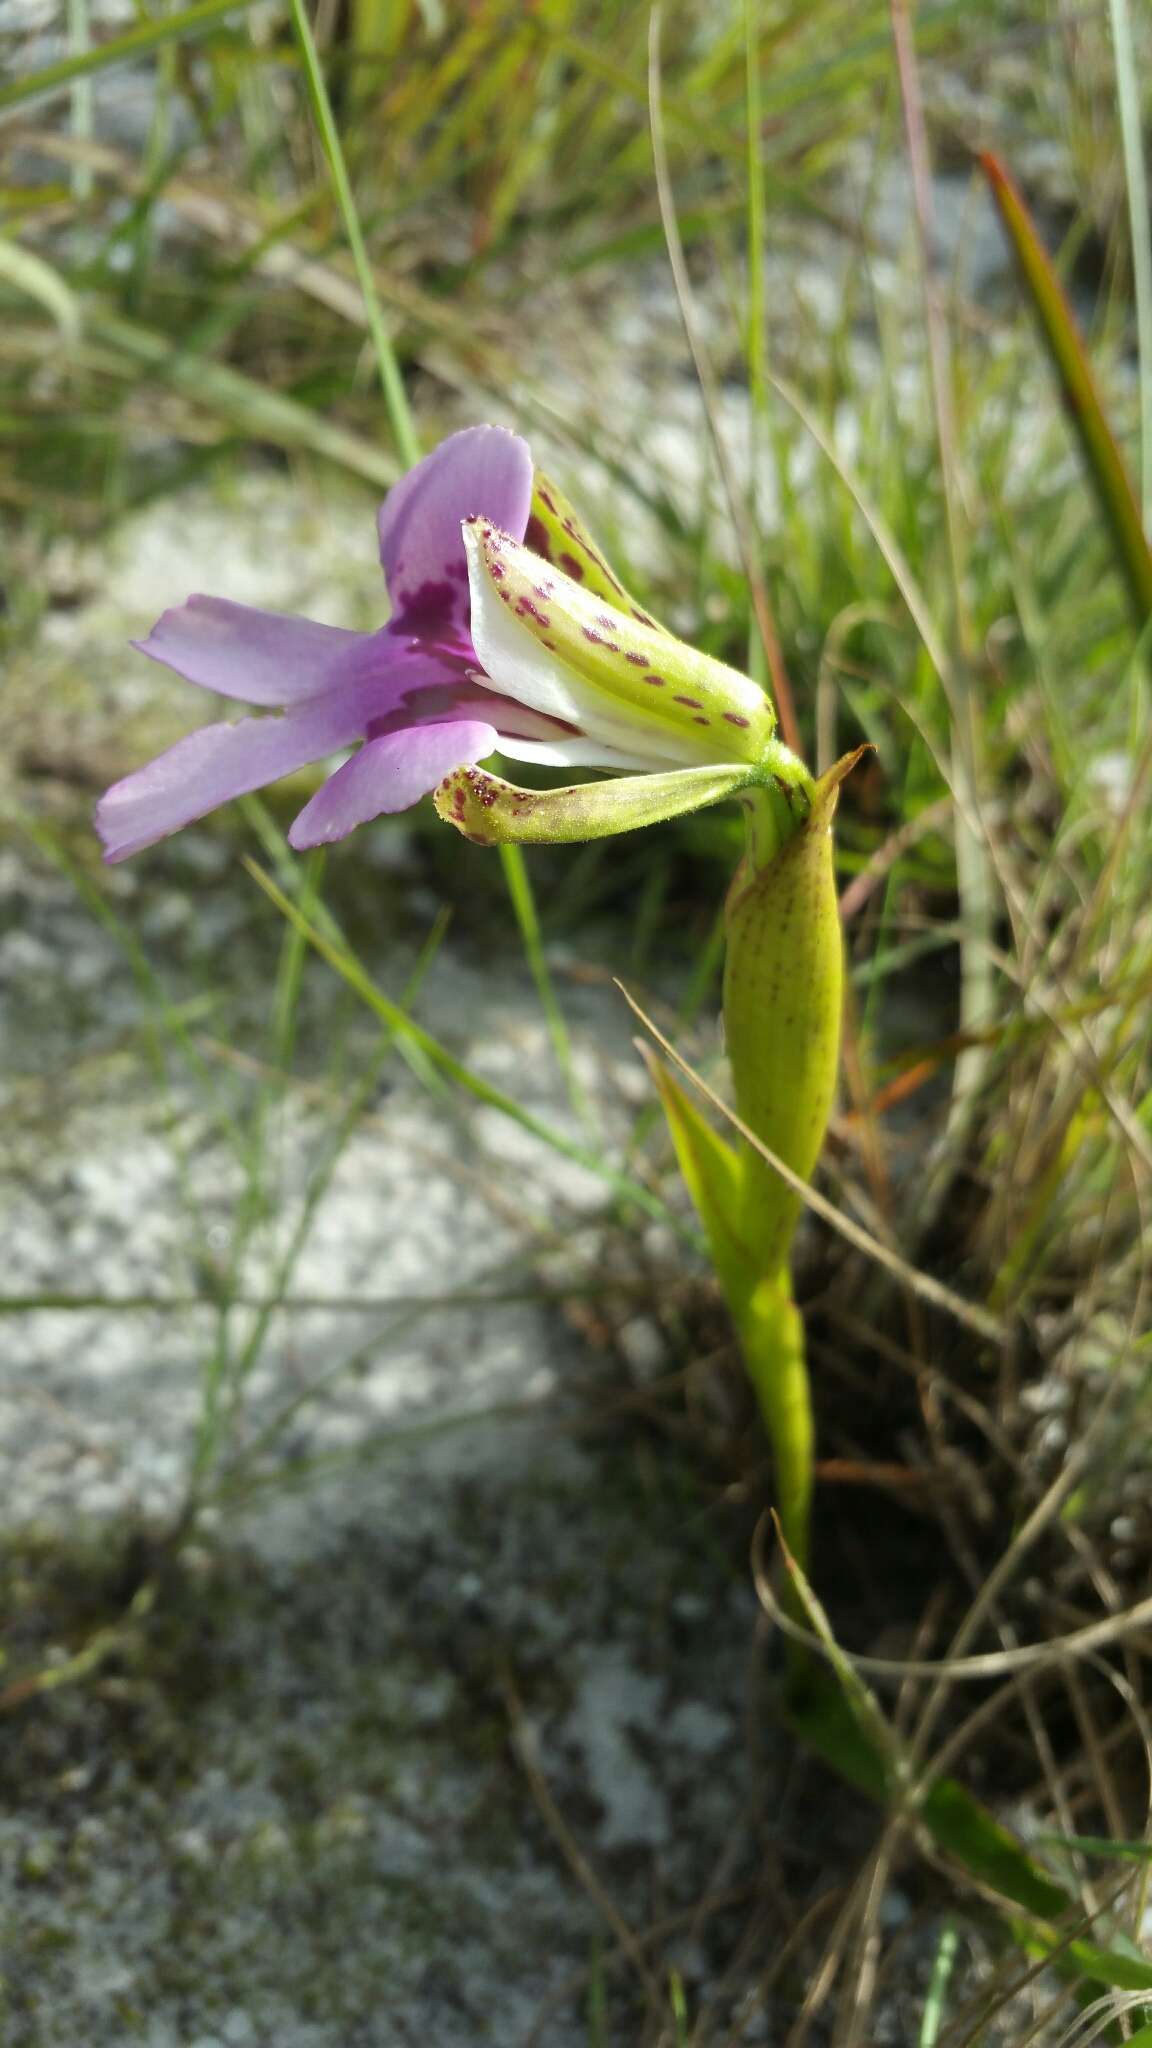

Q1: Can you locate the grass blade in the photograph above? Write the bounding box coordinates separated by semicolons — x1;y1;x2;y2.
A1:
0;0;255;117
1108;0;1152;530
284;0;419;468
89;310;399;485
242;855;686;1232
981;150;1152;630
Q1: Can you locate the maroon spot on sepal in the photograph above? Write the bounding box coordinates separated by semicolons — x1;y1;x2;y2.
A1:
524;514;554;558
643;672;666;687
723;712;751;728
624;651;648;666
673;695;704;709
558;553;585;580
464;769;499;808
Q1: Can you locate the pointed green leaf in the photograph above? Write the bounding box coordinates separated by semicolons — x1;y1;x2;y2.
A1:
524;471;667;630
981;151;1152;628
642;1053;817;1567
639;1049;754;1309
434;761;756;845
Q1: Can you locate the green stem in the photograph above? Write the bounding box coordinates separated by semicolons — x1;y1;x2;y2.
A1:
735;1275;813;1575
722;756;857;1589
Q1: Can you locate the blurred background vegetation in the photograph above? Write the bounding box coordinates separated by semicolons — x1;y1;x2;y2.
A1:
2;1;1152;2043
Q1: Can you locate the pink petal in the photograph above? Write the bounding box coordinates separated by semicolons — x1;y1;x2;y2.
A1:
287;719;499;848
134;596;366;707
96;679;379;862
377;426;533;638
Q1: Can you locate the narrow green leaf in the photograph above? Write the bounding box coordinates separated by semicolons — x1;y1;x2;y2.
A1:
787;1666;1152;1996
1108;0;1152;529
0;237;80;338
981;150;1152;629
639;1049;753;1309
284;0;419;469
1038;1835;1152;1864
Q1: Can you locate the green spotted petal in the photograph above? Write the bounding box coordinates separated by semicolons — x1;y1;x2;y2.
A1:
464;519;776;771
434;760;758;845
523;471;667;631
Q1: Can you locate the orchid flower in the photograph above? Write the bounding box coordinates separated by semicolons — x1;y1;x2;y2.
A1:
94;425;810;863
95;421;855;1581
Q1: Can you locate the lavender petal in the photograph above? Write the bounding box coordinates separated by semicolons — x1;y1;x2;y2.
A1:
377;426;533;638
95;683;378;862
134;596;366;707
287;719;499;848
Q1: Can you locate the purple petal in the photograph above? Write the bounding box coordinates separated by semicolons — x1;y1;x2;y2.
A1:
377;427;533;638
96;680;379;863
134;596;366;708
287;720;499;848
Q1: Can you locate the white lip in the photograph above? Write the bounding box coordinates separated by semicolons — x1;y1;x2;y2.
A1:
493;733;655;771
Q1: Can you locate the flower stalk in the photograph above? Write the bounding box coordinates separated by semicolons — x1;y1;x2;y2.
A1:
718;753;863;1569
